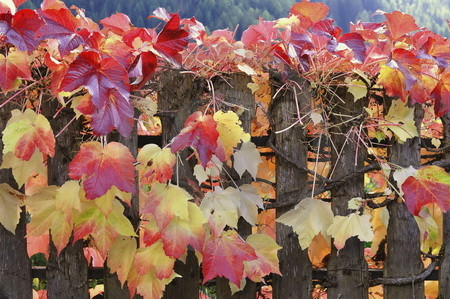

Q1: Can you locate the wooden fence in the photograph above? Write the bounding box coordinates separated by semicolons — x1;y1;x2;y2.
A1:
0;71;449;298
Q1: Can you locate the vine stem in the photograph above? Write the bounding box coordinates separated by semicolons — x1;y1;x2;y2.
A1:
0;80;40;108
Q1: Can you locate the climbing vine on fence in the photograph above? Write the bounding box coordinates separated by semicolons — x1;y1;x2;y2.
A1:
0;0;449;297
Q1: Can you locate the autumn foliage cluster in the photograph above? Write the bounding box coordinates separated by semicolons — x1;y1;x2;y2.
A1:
0;0;450;297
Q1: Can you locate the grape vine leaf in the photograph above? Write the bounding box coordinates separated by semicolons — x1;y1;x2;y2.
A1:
35;7;84;56
233;141;262;180
133;240;175;279
344;77;367;102
244;234;281;282
1;149;46;187
99;13;132;34
431;72;450;117
153;13;189;67
213;110;250;157
385;11;419;41
73;199;137;257
160;202;206;258
0;183;25;234
137;144;176;184
377;64;409;100
93;186;131;217
290;0;329;23
127;265;178;299
277;197;333;250
202;230;258;287
107;235;137;286
402;165;450;216
0;50;32;91
200;187;239;236
171;111;224;167
59;50;130;110
140;183;191;230
0;9;44;52
226;184;264;226
382;98;418;143
68;141;136;200
2;109;55;161
26;182;81;254
326;212;374;250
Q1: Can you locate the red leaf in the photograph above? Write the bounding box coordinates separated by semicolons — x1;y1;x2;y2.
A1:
385;11;420;40
89;88;134;137
171;111;223;167
402;166;450;216
59;51;130;110
431;72;450;117
36;8;84;55
128;51;158;90
68;141;136;199
338;32;366;62
0;10;44;52
0;50;32;91
202;231;257;287
100;13;132;35
290;0;329;23
241;21;277;48
154;14;189;66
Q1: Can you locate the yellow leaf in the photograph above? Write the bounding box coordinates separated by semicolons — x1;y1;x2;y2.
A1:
344;77;367;102
134;240;175;279
383;99;418;143
233;141;262;180
137;144;175;184
0;183;25;233
277;197;333;250
244;234;281;282
107;236;137;286
370;207;388;256
200;187;239;236
1;149;46;188
327;212;374;250
214;111;249;157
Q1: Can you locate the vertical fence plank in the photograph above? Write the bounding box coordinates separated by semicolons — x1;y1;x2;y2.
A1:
0;102;32;299
327;86;368;298
213;73;257;299
44;101;89;298
104;109;141;298
159;71;207;299
438;112;450;297
271;77;312;299
384;102;424;298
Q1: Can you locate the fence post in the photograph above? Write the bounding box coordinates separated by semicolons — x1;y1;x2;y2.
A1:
213;73;257;298
384;102;424;298
270;76;312;299
104;108;141;298
438;112;450;297
43;100;89;298
0;102;32;298
158;71;207;299
326;85;369;298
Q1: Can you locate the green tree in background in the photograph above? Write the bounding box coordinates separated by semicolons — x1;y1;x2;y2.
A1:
24;0;449;37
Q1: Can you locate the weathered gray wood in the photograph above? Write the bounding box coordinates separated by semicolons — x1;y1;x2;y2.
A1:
213;73;257;299
438;112;450;299
0;102;32;299
327;86;369;298
384;103;424;299
159;71;207;299
43;102;89;298
271;78;312;299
